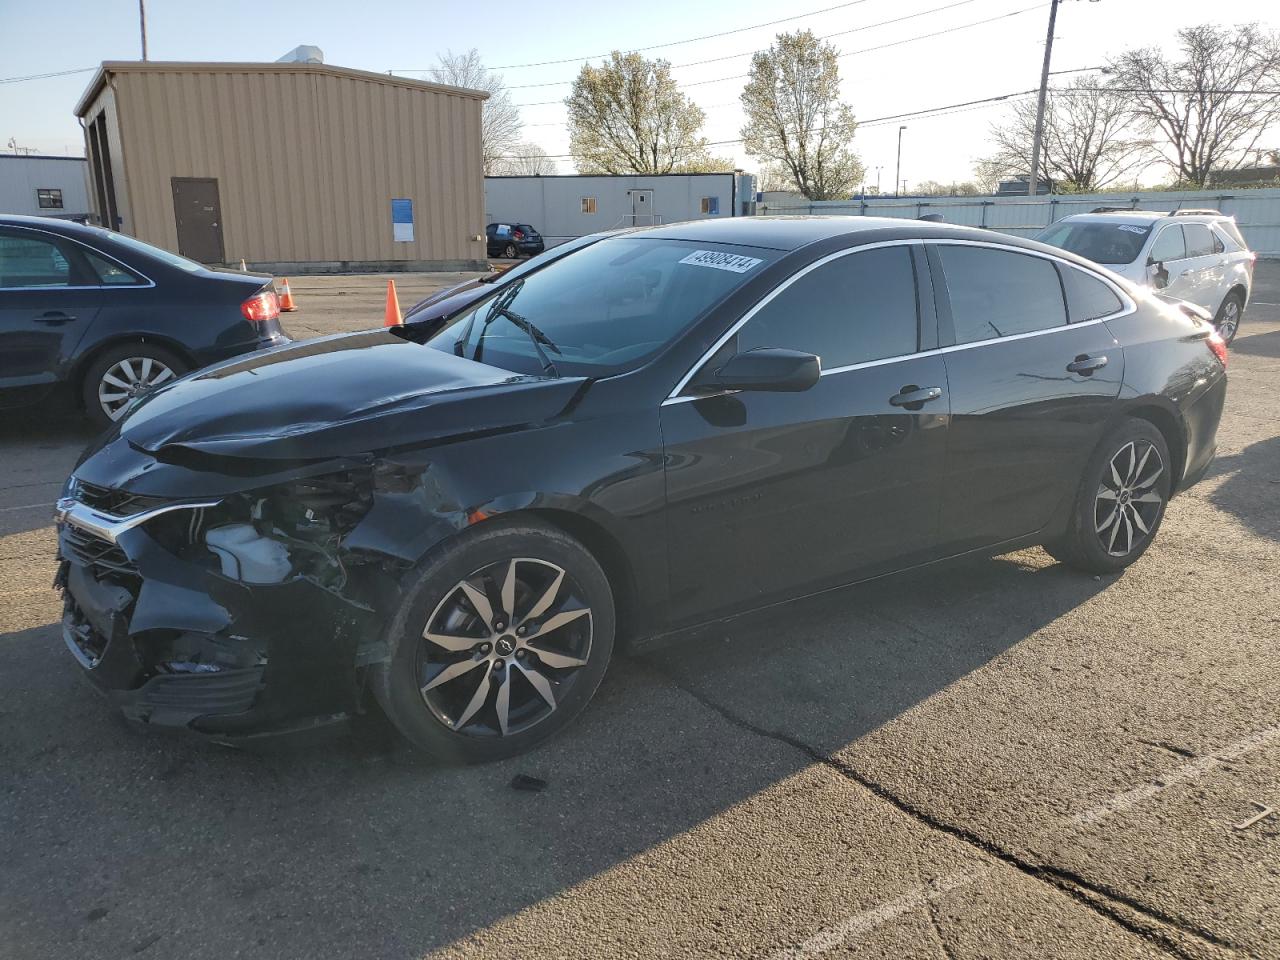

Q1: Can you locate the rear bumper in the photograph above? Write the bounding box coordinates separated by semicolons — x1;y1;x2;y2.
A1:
1176;371;1227;494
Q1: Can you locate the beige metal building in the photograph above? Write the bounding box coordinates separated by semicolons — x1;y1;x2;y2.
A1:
74;61;489;272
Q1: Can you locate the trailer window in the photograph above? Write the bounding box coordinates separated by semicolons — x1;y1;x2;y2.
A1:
580;198;597;214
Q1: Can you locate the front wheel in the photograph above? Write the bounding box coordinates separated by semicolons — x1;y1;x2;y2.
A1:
1044;418;1172;575
1214;290;1244;344
373;519;615;763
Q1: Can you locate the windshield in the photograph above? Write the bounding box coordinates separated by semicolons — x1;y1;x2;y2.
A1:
424;237;777;377
84;226;205;273
1034;221;1152;264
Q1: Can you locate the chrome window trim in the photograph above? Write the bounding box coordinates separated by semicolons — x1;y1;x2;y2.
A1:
662;236;1135;406
0;223;157;290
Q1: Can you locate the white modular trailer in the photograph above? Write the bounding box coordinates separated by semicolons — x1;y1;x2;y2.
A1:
0;155;92;220
484;172;756;247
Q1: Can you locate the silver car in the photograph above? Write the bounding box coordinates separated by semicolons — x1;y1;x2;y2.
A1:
1035;209;1255;342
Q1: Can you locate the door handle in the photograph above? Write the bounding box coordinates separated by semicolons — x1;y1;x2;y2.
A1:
35;311;77;325
1178;269;1194;278
1066;354;1108;375
889;385;943;409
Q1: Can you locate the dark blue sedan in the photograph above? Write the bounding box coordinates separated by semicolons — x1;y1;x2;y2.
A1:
0;215;288;426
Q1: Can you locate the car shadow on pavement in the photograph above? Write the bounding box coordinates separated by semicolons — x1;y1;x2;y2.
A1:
1229;328;1280;360
1205;435;1280;542
0;415;96;537
0;548;1111;959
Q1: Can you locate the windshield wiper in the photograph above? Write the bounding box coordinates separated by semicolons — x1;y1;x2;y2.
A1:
466;282;562;376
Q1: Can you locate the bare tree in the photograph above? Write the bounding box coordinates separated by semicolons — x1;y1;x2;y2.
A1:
566;52;723;174
430;49;522;175
1108;23;1280;186
984;78;1150;192
493;143;557;176
914;180;982;196
739;30;863;200
971;159;1011;195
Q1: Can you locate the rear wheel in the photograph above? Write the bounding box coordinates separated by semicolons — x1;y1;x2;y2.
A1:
1044;418;1171;575
81;343;188;429
373;519;614;763
503;242;518;259
1214;290;1244;344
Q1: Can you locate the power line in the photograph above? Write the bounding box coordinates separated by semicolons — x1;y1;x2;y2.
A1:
0;67;96;84
503;0;984;90
513;2;1046;104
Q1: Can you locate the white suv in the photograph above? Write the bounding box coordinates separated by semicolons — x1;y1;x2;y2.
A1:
1035;209;1255;342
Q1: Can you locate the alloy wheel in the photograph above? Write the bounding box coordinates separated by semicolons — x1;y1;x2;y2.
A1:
417;557;593;737
1218;299;1240;342
1095;440;1165;557
98;357;175;421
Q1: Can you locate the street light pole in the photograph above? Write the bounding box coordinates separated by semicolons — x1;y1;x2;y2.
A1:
895;126;906;198
139;0;148;60
875;166;883;194
1027;0;1061;196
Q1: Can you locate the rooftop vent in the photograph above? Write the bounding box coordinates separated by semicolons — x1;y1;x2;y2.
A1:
276;45;323;64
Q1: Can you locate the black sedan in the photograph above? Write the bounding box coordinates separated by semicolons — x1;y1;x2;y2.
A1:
55;217;1226;763
0;216;288;427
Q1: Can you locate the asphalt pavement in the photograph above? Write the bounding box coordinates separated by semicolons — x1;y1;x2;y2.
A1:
1;265;1278;960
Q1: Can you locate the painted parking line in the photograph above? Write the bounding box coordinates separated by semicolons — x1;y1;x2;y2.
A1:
0;501;54;514
769;722;1280;957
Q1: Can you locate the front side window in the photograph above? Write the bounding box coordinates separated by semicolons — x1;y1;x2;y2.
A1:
423;238;777;377
0;232;73;287
1034;221;1151;264
735;246;918;369
37;188;64;209
1183;223;1216;258
937;245;1066;344
1059;265;1123;323
1148;227;1186;264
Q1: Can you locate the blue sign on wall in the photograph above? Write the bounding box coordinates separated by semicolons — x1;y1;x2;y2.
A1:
391;198;414;242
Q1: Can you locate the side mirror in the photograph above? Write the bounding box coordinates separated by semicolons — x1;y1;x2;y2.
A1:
1147;260;1168;289
707;348;821;393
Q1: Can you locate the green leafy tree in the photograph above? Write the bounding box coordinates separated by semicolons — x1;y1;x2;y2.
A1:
566;52;723;174
739;30;864;200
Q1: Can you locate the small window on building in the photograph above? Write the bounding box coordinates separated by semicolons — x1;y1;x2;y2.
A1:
37;188;64;210
700;197;720;215
581;197;597;214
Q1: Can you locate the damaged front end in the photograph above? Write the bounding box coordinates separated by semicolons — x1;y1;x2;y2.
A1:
55;468;399;741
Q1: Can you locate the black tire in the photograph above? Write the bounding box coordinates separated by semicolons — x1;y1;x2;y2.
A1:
1214;289;1244;344
1044;418;1172;575
503;242;518;259
373;518;614;764
80;342;189;429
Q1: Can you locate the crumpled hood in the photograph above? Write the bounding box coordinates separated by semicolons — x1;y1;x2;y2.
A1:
118;330;585;461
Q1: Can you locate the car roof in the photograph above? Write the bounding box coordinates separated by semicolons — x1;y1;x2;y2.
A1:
0;214;104;237
626;215;1050;252
1055;211;1230;226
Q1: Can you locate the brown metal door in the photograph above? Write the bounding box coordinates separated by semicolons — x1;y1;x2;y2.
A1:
171;177;225;264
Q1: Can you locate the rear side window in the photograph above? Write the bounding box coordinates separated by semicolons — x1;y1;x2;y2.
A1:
0;232;73;288
83;250;143;286
936;246;1066;344
1183;223;1216;258
1218;219;1247;249
736;246;918;368
1149;227;1185;263
1059;265;1123;322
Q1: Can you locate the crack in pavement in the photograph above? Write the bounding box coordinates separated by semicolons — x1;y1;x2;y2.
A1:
641;660;1244;959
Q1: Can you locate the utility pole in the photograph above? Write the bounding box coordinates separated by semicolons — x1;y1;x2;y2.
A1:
895;126;907;198
875;166;882;194
1028;0;1061;196
139;0;148;60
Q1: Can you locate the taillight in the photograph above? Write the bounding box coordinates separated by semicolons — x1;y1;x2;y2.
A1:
241;289;280;323
513;229;524;240
1206;331;1228;368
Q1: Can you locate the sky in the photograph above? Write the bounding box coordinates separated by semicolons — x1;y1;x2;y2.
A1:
2;0;1277;188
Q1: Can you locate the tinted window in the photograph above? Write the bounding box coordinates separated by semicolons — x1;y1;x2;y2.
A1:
937;246;1066;344
1149;227;1185;263
736;247;918;368
1034;221;1150;264
424;238;777;377
1060;265;1123;322
1183;223;1215;258
0;233;72;287
1218;219;1246;249
517;224;536;234
84;250;143;285
1211;231;1225;254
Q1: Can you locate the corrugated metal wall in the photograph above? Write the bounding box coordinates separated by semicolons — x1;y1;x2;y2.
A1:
79;64;487;267
758;189;1280;256
0;156;92;218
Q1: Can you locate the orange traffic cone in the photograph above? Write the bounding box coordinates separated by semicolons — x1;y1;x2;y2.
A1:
383;279;402;327
279;278;298;312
